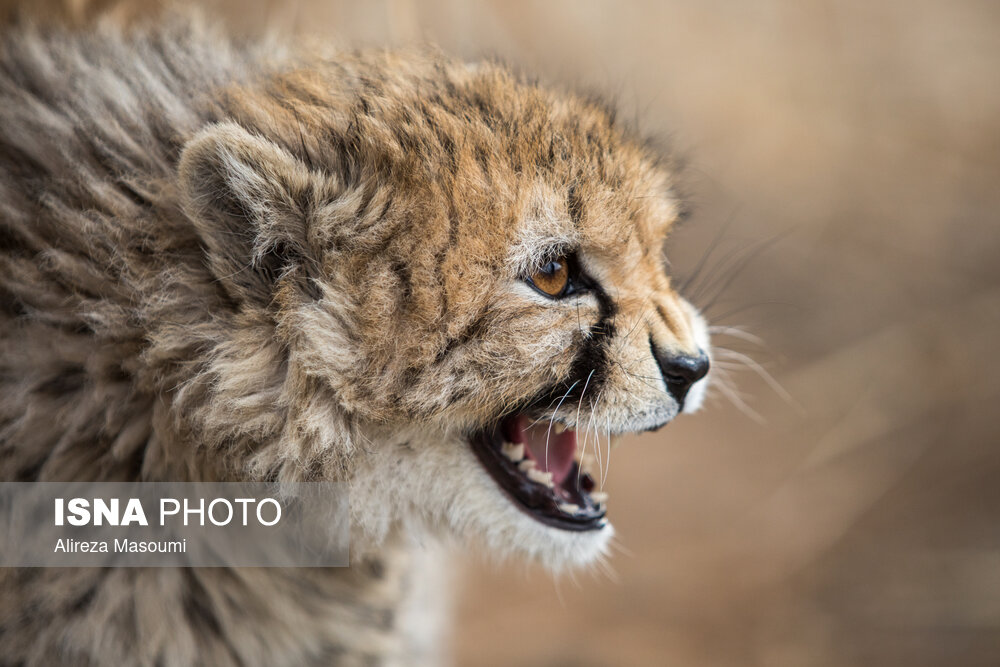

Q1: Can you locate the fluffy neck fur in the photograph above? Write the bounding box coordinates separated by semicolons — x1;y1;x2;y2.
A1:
0;20;448;664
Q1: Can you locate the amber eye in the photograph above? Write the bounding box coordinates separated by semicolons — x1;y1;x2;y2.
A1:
529;257;570;297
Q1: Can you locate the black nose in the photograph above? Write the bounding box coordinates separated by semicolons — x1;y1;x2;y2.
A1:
653;346;710;408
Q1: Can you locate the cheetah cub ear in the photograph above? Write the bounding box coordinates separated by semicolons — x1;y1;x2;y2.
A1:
178;122;320;304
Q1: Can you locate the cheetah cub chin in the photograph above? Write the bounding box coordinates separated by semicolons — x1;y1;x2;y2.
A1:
1;17;710;665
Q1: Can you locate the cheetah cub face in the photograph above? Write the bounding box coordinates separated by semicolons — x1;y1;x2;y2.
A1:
178;55;710;569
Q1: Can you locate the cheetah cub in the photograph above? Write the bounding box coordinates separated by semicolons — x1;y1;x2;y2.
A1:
0;18;710;666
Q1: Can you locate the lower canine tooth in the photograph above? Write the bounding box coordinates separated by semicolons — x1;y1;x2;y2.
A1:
590;491;608;504
527;468;554;487
558;503;579;514
501;442;524;462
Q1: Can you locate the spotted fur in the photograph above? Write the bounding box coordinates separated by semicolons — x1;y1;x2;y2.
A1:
0;17;709;665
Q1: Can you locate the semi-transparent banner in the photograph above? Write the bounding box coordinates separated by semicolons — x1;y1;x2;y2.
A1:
0;482;349;567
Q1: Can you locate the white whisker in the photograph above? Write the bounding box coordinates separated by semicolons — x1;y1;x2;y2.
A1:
603;414;612;489
715;377;765;424
707;325;765;346
545;379;582;469
584;395;602;485
714;348;797;409
574;369;596;430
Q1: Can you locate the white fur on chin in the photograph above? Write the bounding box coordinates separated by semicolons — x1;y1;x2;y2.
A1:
348;428;613;572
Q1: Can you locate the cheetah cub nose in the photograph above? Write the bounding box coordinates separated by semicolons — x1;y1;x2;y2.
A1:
653;349;710;409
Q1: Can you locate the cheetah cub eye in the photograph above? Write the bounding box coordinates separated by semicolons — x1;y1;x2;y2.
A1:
526;253;583;299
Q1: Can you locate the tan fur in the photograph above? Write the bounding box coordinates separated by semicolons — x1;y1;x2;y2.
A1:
0;16;709;665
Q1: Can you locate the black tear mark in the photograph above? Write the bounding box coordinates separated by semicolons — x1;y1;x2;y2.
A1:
525;281;618;413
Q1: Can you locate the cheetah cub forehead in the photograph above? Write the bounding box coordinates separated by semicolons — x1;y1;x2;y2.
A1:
179;52;711;568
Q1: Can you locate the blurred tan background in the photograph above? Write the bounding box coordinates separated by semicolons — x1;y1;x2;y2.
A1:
5;1;999;664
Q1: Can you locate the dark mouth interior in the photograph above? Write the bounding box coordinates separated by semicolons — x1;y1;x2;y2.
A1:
469;414;607;531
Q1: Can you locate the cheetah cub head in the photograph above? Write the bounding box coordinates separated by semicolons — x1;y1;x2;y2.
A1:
177;53;710;570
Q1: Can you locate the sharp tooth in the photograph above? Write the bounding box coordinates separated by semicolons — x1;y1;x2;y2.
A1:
527;468;554;487
518;459;536;472
590;491;608;504
501;442;524;462
558;503;579;514
553;422;566;434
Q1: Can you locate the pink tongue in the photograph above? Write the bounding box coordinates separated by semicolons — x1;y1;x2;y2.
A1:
505;415;577;486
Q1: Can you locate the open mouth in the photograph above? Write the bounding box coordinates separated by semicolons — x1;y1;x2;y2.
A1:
469;414;608;531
